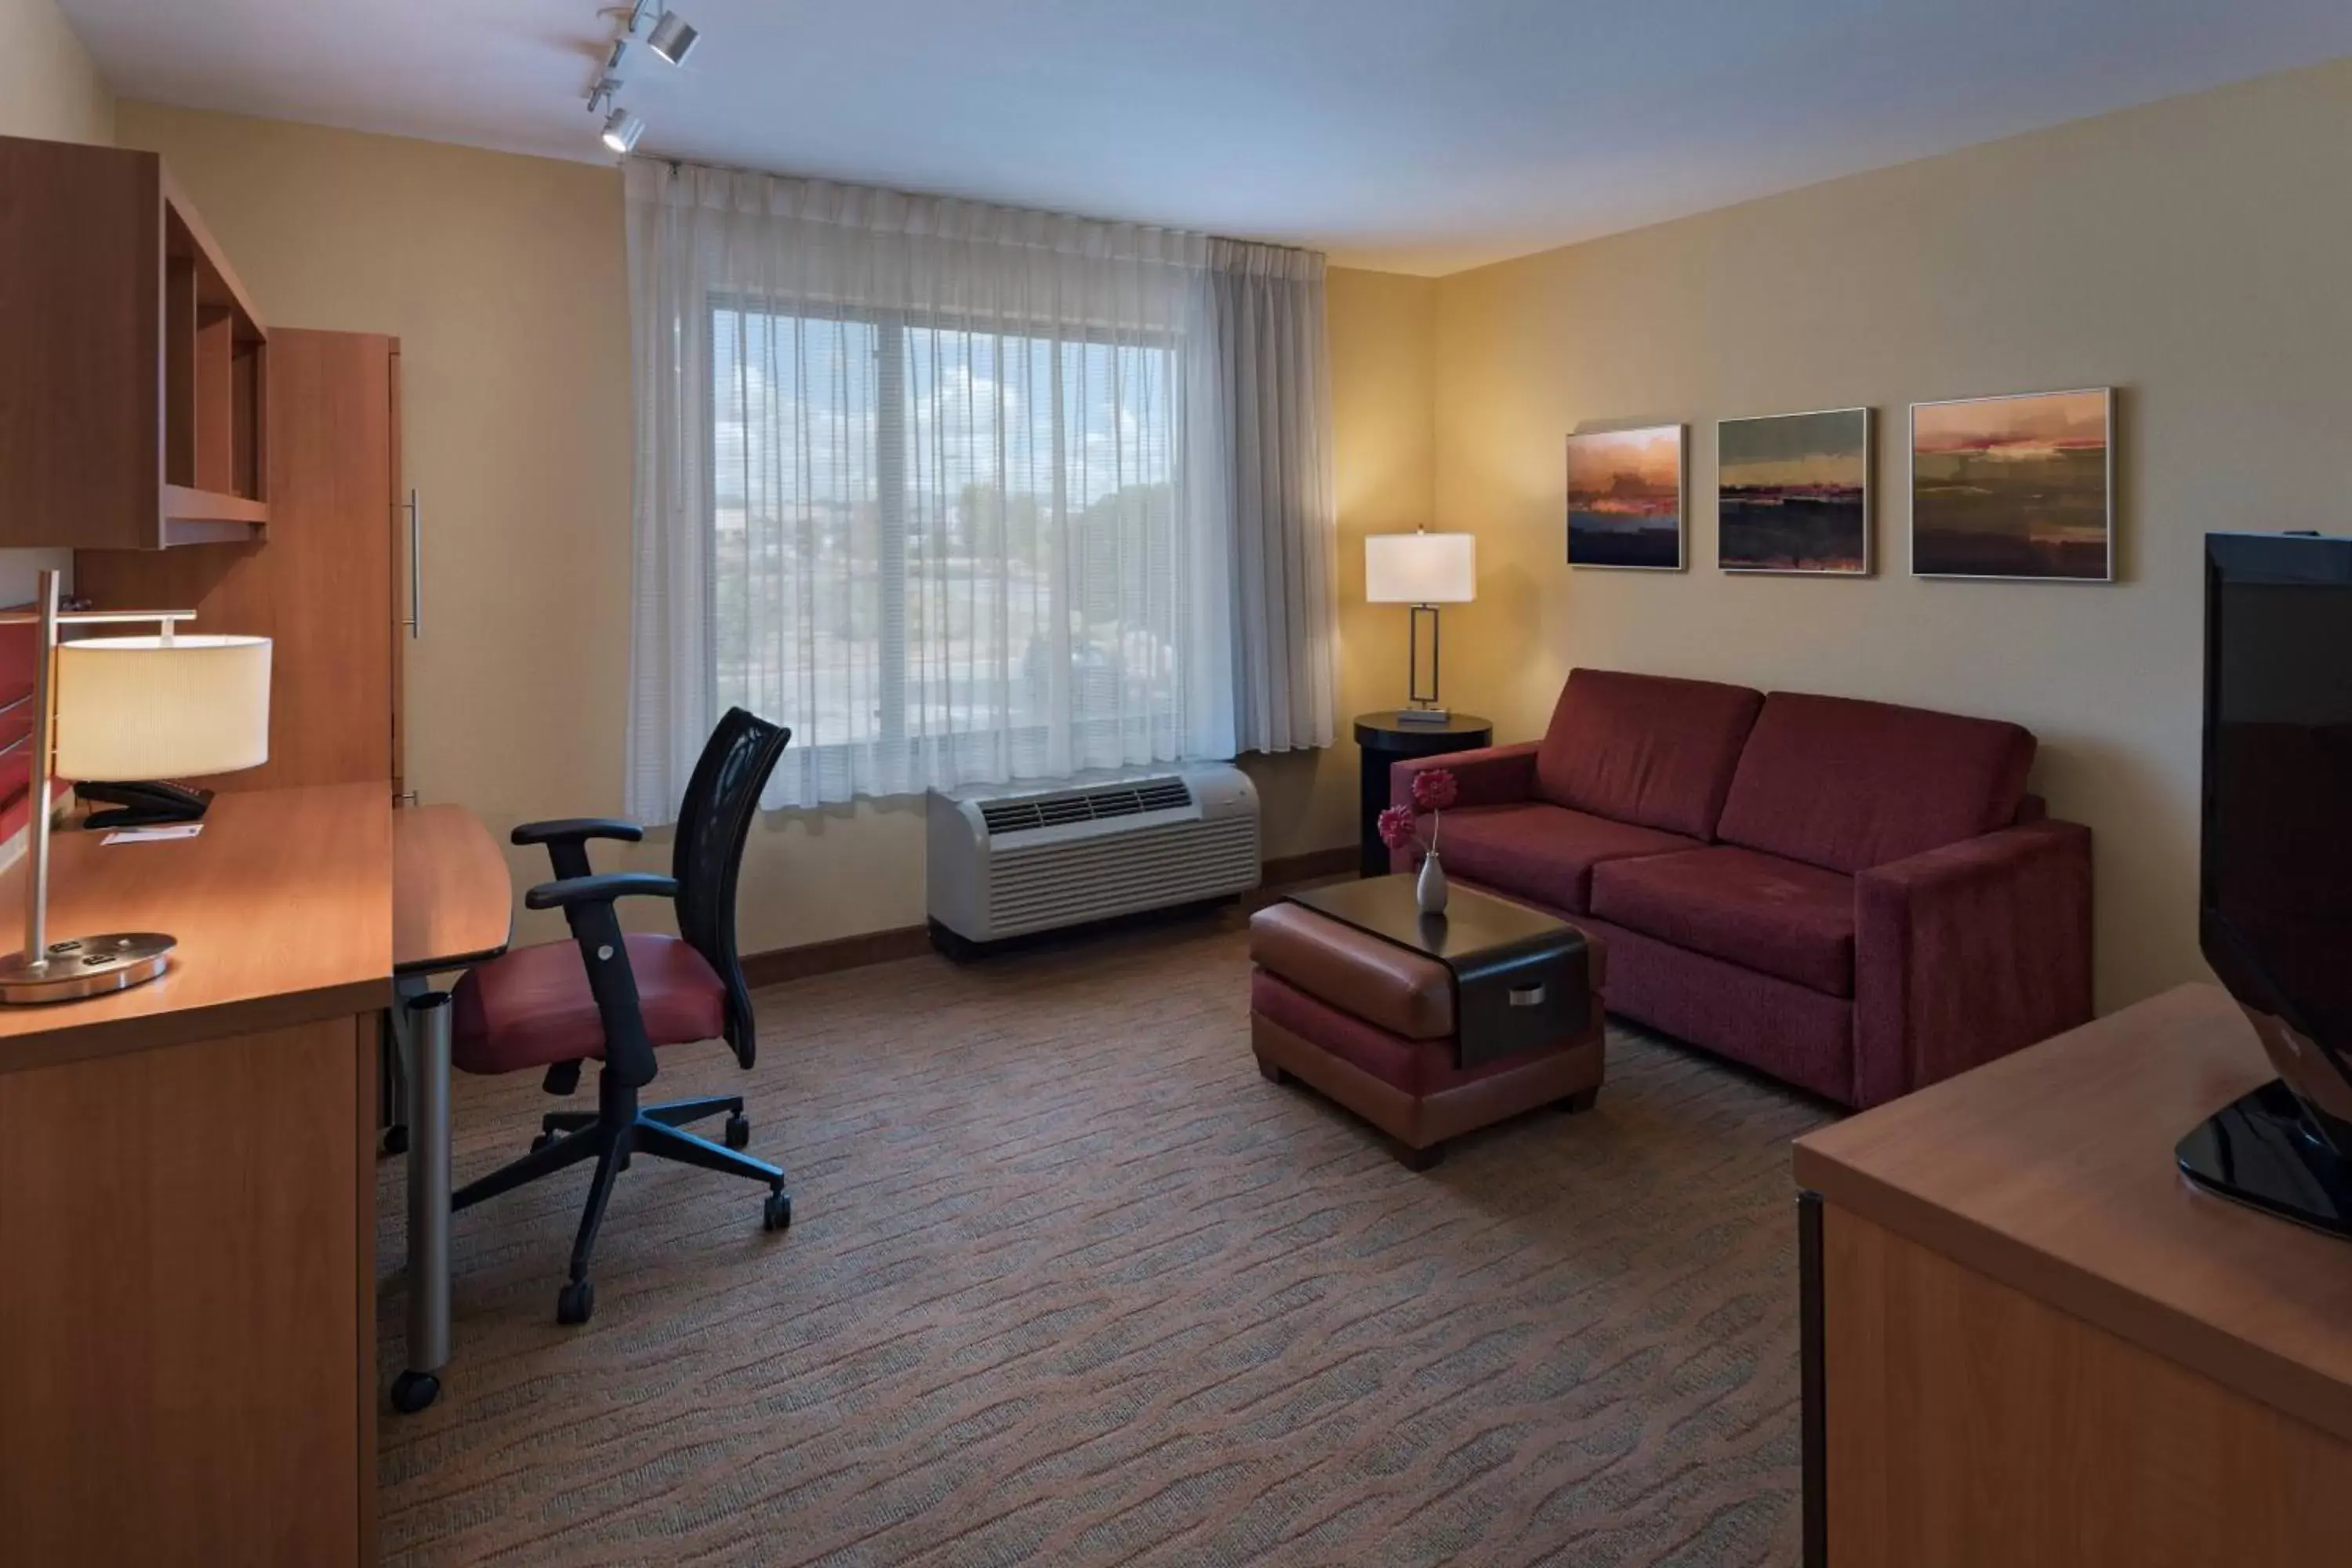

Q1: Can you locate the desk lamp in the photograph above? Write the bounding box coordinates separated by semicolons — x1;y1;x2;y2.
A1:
0;570;270;1004
1365;530;1475;724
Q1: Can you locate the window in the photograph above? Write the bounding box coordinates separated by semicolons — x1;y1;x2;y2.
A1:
708;303;1187;800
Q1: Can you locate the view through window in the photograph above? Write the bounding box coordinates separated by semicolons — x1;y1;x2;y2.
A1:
709;304;1185;789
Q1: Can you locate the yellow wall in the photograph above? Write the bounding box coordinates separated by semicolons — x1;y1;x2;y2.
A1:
1431;57;2352;1010
113;103;1419;947
0;0;111;146
120;56;2347;990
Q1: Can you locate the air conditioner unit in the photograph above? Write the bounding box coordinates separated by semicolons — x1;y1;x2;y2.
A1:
927;764;1261;949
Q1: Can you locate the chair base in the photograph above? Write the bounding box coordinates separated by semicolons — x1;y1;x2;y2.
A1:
452;1076;786;1325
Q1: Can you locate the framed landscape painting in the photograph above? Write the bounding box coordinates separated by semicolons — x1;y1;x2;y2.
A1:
1567;424;1685;571
1716;407;1872;575
1911;387;2114;581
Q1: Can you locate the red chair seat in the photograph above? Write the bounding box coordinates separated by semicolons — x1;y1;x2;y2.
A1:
452;933;728;1076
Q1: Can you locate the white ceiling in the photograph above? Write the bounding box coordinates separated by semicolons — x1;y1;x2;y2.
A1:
60;0;2352;274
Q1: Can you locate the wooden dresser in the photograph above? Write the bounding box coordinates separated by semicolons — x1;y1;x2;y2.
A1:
0;786;392;1567
1793;983;2352;1566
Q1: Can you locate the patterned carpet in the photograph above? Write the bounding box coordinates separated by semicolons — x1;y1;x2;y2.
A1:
376;910;1831;1566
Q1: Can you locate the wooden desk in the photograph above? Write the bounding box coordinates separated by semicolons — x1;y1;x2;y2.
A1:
1793;983;2352;1566
394;804;510;975
0;786;391;1568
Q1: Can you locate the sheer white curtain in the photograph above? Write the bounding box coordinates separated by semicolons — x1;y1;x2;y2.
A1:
626;160;1331;822
1199;240;1337;755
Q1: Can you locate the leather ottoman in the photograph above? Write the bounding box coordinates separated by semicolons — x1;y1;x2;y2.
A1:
1248;898;1606;1169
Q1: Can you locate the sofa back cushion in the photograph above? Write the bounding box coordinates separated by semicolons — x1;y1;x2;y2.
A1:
1715;693;2036;873
1534;669;1765;839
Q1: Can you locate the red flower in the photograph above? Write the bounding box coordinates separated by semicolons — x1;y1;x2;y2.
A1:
1376;804;1419;851
1410;768;1459;813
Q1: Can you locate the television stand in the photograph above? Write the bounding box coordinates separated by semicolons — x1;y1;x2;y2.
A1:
2177;1076;2352;1239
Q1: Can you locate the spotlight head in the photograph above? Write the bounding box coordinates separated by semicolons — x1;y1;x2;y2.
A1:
647;9;699;66
601;107;645;155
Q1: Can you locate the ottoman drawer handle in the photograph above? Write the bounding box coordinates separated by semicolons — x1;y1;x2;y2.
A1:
1508;984;1546;1007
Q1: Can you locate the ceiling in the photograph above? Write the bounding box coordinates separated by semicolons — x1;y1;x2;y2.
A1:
60;0;2352;274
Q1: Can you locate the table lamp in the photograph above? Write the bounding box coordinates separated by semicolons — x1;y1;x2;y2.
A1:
1365;530;1475;724
0;570;270;1004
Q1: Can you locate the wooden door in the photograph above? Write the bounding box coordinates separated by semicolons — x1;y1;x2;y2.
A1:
76;328;400;793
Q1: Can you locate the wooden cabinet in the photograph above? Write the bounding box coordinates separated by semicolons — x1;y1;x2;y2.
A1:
0;134;267;549
1793;985;2352;1566
75;330;406;795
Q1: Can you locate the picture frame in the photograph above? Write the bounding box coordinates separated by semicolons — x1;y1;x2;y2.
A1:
1909;387;2114;582
1715;407;1873;576
1566;424;1686;572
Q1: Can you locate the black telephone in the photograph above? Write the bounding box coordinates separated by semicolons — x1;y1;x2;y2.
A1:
75;780;216;831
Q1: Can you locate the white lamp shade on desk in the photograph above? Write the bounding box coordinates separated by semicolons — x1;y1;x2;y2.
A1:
53;634;271;780
1366;532;1475;604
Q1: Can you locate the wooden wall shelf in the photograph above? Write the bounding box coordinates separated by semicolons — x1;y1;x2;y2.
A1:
0;136;270;550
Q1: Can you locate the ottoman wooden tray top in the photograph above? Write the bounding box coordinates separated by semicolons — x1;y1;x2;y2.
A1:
1250;876;1606;1168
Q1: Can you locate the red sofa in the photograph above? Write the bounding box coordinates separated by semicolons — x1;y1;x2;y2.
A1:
1388;669;2092;1108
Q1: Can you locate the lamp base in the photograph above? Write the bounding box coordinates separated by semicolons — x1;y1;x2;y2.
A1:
0;932;175;1004
1393;706;1454;726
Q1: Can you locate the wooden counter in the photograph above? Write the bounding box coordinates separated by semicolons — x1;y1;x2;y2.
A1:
1794;982;2352;1566
0;783;395;1567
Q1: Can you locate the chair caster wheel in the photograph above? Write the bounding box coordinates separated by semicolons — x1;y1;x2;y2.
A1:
530;1131;557;1153
764;1190;793;1232
556;1279;595;1326
724;1112;751;1149
383;1125;409;1156
390;1370;439;1414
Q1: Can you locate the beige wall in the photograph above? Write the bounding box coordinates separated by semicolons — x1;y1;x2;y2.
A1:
113;102;1410;948
0;0;111;146
1431;57;2352;1011
0;0;114;603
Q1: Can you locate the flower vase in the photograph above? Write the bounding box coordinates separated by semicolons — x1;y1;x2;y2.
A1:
1415;850;1449;915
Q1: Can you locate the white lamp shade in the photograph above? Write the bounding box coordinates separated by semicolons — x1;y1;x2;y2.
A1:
1365;532;1475;604
53;635;271;780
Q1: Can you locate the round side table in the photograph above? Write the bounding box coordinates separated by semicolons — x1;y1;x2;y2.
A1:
1353;710;1494;877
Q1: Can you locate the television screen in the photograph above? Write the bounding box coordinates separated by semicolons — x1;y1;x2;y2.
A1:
2201;532;2352;1149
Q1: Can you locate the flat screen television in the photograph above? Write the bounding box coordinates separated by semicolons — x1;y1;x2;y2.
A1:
2187;532;2352;1236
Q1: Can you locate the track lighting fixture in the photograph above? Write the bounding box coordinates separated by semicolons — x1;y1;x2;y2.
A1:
601;107;646;155
646;9;699;67
584;2;705;155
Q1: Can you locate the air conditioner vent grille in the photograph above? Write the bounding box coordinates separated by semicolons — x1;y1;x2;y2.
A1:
978;775;1194;837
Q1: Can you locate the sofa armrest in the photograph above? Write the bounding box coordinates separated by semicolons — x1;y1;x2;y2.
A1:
1388;741;1541;812
1387;742;1542;874
1853;818;2093;1107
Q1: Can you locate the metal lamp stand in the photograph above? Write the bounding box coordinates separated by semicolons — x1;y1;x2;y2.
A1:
0;570;198;1004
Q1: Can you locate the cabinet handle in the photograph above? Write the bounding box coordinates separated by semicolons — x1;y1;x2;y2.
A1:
1508;985;1546;1007
403;489;422;639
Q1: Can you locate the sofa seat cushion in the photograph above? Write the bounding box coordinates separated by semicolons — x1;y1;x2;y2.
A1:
1715;692;2036;874
1437;801;1702;914
1534;668;1765;839
1590;846;1857;997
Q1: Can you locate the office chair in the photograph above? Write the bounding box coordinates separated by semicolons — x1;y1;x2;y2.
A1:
448;707;792;1325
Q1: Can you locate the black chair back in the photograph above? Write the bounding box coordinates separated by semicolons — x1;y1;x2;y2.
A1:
671;707;790;1067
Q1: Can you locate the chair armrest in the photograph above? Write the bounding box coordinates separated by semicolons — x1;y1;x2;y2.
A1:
1853;818;2093;1107
524;872;678;911
513;818;645;881
524;871;677;1090
512;817;643;847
